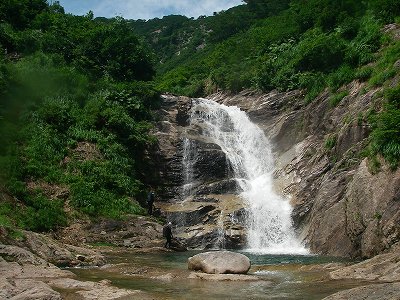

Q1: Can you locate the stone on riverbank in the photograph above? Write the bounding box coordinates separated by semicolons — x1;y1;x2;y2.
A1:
322;282;400;300
188;251;251;274
329;248;400;282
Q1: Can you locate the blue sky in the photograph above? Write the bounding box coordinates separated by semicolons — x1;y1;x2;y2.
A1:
55;0;243;20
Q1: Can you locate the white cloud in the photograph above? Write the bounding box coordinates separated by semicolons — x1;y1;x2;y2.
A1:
59;0;243;20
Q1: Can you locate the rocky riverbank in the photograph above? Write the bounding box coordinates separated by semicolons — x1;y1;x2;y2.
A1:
0;215;166;300
2;222;400;299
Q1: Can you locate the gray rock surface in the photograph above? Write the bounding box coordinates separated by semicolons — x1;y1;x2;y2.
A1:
0;234;147;300
49;278;144;300
0;229;105;267
322;282;400;300
329;247;400;282
2;279;62;300
188;251;251;274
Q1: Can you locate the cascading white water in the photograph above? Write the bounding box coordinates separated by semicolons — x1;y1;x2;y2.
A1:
181;137;197;199
188;98;307;254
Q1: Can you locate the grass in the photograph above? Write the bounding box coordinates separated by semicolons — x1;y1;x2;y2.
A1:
329;90;349;107
325;134;337;150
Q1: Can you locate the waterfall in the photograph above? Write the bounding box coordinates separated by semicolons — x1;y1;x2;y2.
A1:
187;98;307;254
181;137;197;199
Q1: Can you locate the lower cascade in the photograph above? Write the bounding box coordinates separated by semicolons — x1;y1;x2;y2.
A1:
185;98;307;254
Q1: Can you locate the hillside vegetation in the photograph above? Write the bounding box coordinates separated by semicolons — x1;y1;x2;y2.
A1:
0;0;399;234
0;0;160;232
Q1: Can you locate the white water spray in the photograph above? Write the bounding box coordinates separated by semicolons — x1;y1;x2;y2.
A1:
188;98;307;255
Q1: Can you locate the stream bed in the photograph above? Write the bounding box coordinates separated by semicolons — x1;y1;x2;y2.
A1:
68;250;371;299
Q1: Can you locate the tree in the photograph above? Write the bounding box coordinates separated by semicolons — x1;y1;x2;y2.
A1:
75;18;155;81
0;0;48;29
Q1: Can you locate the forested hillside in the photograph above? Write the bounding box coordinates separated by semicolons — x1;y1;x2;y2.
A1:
136;0;400;169
0;0;399;235
0;0;160;232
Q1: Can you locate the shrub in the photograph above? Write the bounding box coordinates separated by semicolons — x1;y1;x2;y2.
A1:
369;87;400;169
329;90;349;107
345;14;382;66
22;194;67;232
355;66;373;81
294;29;346;73
327;65;354;91
325;134;337;149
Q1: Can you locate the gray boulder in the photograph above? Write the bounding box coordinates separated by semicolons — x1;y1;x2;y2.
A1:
188;251;250;274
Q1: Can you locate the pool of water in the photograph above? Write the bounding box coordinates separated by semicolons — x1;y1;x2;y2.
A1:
69;250;368;300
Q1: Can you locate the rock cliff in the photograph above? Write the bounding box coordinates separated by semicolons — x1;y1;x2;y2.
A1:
154;79;399;258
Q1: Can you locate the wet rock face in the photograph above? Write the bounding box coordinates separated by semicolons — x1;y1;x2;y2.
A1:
189;140;232;183
153;95;234;201
158;194;247;250
153;95;246;250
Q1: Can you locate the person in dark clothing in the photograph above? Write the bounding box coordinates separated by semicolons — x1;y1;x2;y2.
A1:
163;222;173;248
147;190;155;215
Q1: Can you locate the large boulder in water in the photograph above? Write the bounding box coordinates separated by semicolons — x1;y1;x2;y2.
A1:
188;251;251;274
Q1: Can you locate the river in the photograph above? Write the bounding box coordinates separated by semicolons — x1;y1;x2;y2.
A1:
68;249;368;300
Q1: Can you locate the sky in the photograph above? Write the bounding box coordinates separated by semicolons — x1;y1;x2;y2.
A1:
55;0;244;20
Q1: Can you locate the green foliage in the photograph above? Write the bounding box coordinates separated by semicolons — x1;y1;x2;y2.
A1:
329;90;349;107
369;0;400;22
257;28;348;97
346;14;382;66
327;65;354;91
355;66;373;81
373;211;382;220
150;0;395;104
74;18;155;81
0;202;13;227
369;86;400;169
0;0;47;30
368;38;400;87
22;194;67;232
290;0;362;32
294;29;346;73
0;1;159;232
325;134;337;150
243;0;290;18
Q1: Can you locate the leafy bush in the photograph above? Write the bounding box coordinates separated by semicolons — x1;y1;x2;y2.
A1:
23;194;67;232
345;14;382;66
293;29;346;73
327;65;354;91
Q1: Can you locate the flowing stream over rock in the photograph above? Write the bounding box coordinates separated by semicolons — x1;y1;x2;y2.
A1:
184;98;307;254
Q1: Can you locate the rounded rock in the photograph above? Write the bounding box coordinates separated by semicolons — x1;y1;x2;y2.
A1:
188;251;251;274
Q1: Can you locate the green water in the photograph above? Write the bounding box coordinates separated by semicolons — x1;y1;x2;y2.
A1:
69;250;368;300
